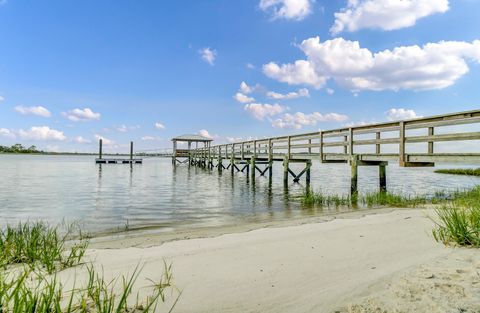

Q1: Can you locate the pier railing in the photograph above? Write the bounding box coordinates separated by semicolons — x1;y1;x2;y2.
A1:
191;109;480;166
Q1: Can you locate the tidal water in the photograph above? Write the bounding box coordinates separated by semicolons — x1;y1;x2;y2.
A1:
1;154;480;234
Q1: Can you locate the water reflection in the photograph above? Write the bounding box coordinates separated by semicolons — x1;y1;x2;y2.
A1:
1;155;480;234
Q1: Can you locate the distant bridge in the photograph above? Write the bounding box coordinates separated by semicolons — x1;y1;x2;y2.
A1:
174;109;480;195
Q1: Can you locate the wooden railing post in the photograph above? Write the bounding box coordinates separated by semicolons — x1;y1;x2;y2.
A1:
428;127;434;154
308;138;312;155
287;136;291;159
376;132;381;154
319;131;323;163
343;134;348;155
349;128;354;156
241;142;245;160
399;121;406;166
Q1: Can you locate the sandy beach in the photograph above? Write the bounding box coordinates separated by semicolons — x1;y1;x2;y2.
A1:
60;208;480;313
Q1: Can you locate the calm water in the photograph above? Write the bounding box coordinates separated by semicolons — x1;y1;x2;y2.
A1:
1;154;480;234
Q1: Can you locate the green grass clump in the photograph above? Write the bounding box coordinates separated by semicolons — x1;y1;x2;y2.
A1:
362;191;427;208
432;206;480;247
435;168;480;176
0;222;88;273
0;263;178;312
300;191;352;207
300;190;428;208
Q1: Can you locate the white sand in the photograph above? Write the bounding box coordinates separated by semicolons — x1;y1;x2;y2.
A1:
61;209;480;312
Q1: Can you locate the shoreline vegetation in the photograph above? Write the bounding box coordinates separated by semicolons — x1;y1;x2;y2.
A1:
0;222;178;312
435;168;480;176
301;186;480;248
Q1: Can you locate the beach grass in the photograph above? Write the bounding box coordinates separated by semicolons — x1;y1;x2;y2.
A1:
300;190;428;208
432;205;480;247
0;222;88;273
431;186;480;247
434;168;480;176
0;263;176;312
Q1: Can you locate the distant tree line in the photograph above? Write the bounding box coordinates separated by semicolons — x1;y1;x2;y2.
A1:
0;144;43;153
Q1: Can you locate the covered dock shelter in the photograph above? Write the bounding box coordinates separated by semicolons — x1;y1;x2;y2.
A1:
171;134;213;164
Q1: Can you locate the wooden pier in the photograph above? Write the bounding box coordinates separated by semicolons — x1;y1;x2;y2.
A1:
180;109;480;195
95;140;143;164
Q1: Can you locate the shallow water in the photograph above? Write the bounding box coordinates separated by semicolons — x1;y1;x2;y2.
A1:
1;154;479;234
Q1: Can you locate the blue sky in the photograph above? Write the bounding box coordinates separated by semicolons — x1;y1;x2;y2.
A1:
0;0;479;152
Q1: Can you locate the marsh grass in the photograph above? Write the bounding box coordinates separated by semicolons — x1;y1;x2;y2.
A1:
300;190;430;208
300;191;352;207
362;191;427;208
432;206;480;247
431;186;480;247
0;262;177;312
0;222;88;273
435;168;480;176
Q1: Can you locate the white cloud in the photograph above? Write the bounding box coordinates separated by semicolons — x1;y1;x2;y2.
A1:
226;136;243;143
263;60;327;89
239;81;259;94
259;0;313;21
264;37;480;92
73;136;91;144
331;0;449;34
0;128;15;139
155;122;166;130
14;105;51;117
266;88;309;100
272;112;349;129
63;108;100;122
141;136;159;141
326;88;335;95
116;124;139;132
386;108;421;121
199;47;217;65
234;92;255;103
18;126;66;141
198;129;219;140
0;96;4;102
246;63;255;69
244;103;286;120
94;134;115;146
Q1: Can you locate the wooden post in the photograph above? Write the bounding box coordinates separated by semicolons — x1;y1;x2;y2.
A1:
379;164;386;192
268;139;273;181
130;141;133;161
250;156;256;180
287;136;291;159
349;128;354;156
344;134;348;154
376;132;381;154
319;131;323;163
308;138;312;155
99;139;103;159
351;156;358;196
231;144;235;174
283;156;289;185
172;140;177;165
399;121;406;166
428;127;434;154
188;141;192;166
306;160;311;186
241;143;245;160
218;146;222;172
